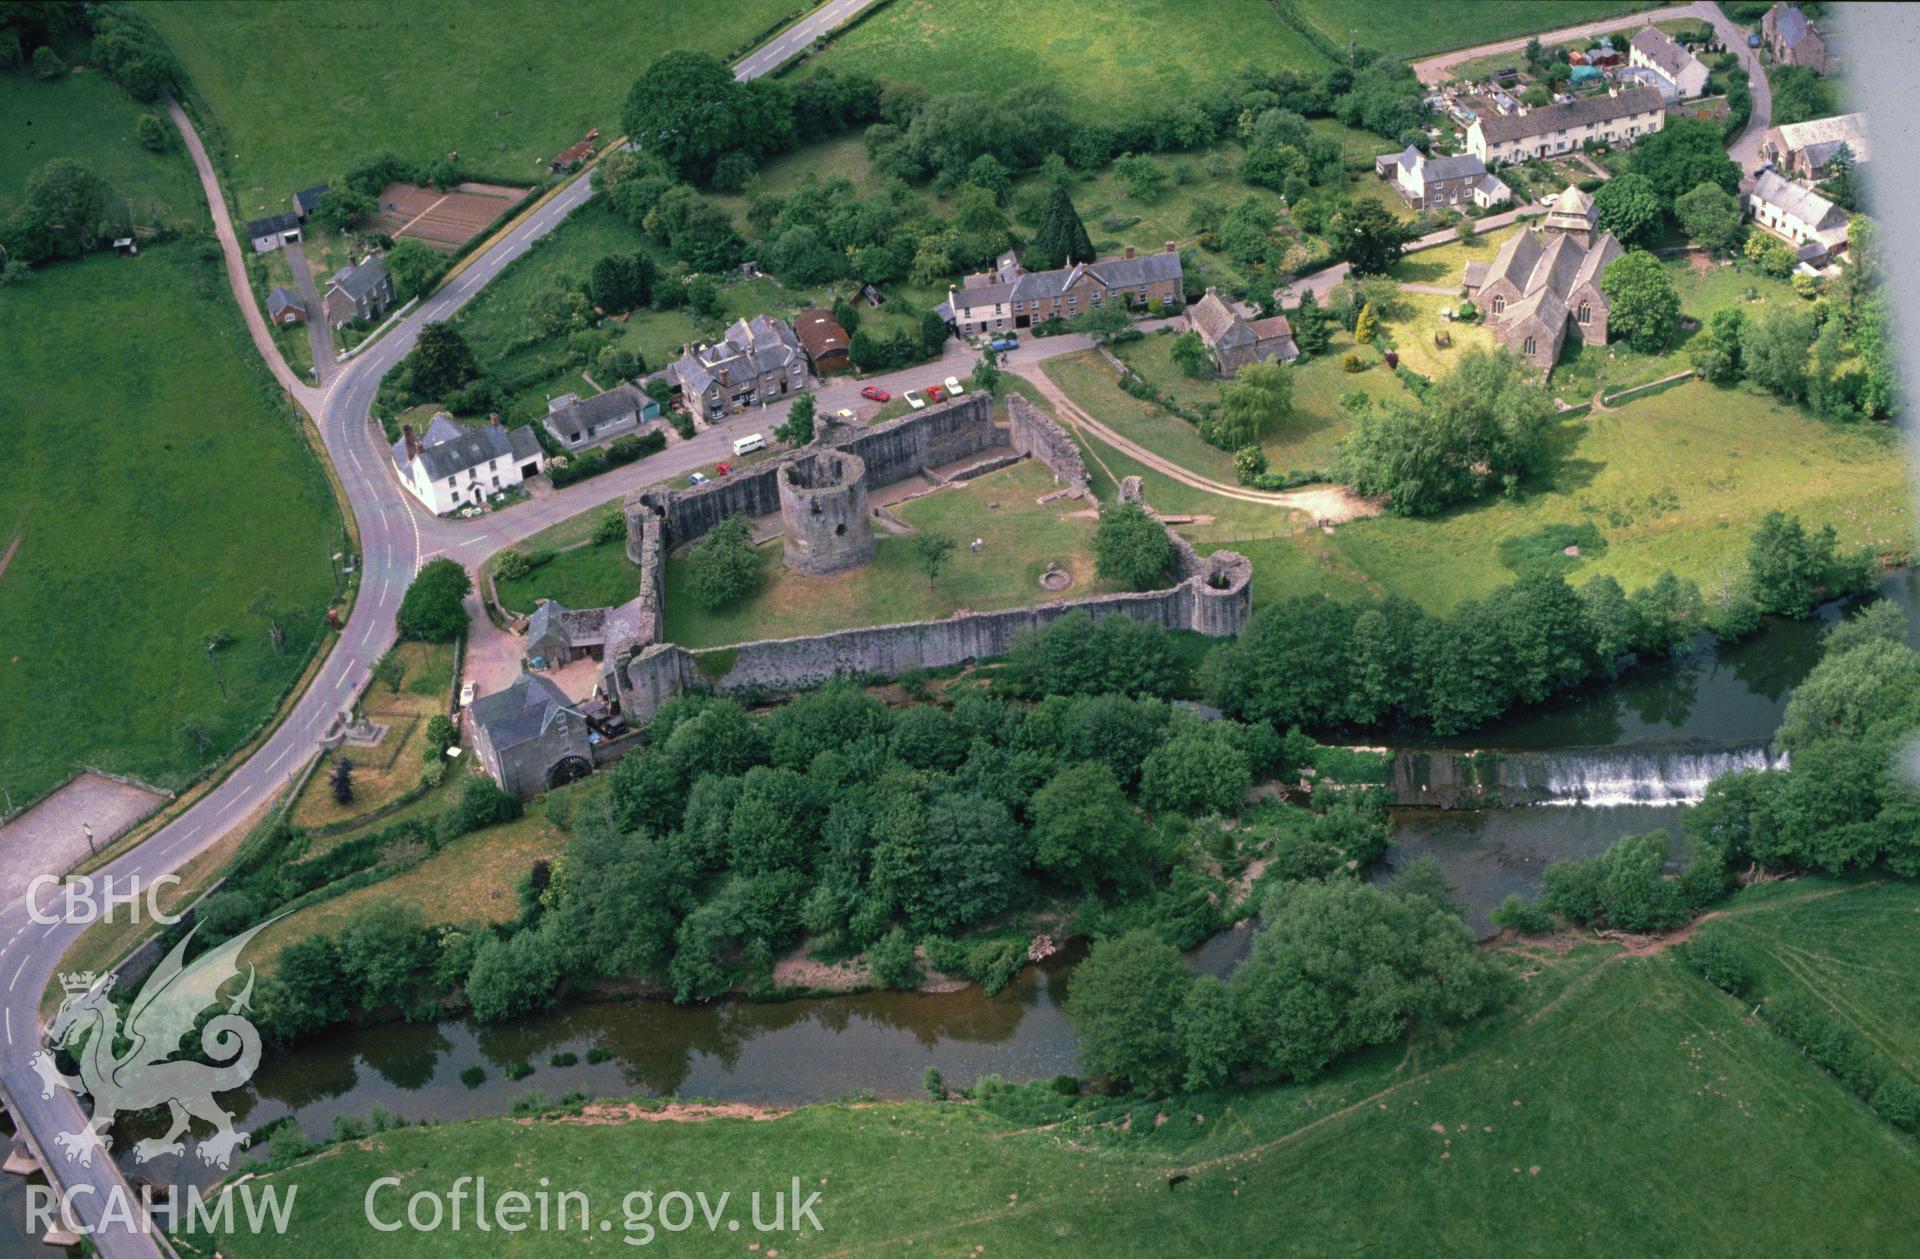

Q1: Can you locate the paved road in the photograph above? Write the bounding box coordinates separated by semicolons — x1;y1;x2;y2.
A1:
732;0;874;80
7;6;882;1254
1412;3;1705;84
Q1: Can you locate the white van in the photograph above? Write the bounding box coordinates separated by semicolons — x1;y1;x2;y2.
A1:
732;433;766;456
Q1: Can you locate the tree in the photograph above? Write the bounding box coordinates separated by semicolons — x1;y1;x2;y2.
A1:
1028;180;1094;270
1094;500;1175;590
831;294;862;335
329;756;355;805
1330;198;1411;275
1673;182;1743;253
30;45;63;81
1523;35;1544;67
1140;723;1254;816
1113;152;1167;202
952;184;1011;266
1739;307;1815;402
1210;359;1293;449
372;652;407;694
312;185;374;234
621;51;789;183
382;238;443;303
1599;250;1680;353
423;715;456;761
1072;299;1134;344
1170;330;1213;379
2;158;113;264
1454;216;1478;244
407;322;480;401
1769;64;1835;126
1030;761;1153;893
970;351;1001;394
1067;930;1193;1094
775;392;815;446
396;558;472;642
1690;307;1747;384
1353;301;1377;344
136;114;171;153
1592;172;1662;247
685;516;759;611
911;532;957;588
1291;289;1332;355
1746;511;1872;618
1630;117;1739;202
588;251;654;312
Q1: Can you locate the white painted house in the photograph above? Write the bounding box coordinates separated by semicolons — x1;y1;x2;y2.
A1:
391;413;545;515
1627;25;1709;99
1467;85;1665;165
1747;170;1850;260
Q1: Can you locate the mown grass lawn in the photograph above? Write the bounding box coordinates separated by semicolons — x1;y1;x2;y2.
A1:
1325;382;1912;611
190;896;1920;1257
290;641;458;829
819;0;1328;127
664;461;1116;647
0;70;204;228
0;247;339;808
144;0;806;216
494;540;641;616
1292;0;1659;60
1045;350;1240;484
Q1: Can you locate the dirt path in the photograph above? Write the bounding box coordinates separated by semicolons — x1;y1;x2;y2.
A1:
1012;363;1380;524
165;95;322;416
0;527;21;584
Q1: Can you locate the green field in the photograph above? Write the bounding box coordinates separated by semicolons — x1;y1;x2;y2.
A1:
0;70;204;229
820;0;1328;125
143;0;807;217
494;539;640;615
1289;0;1658;60
1321;383;1912;610
189;883;1920;1257
0;247;339;806
663;460;1117;647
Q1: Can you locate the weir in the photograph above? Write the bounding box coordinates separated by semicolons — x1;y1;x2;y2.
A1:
1387;739;1789;809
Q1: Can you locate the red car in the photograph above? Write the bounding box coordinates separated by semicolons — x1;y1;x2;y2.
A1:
926;385;946;403
861;386;891;403
714;462;733;477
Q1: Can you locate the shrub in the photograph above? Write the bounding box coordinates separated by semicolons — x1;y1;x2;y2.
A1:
1676;924;1755;996
1341;353;1366;373
460;1066;486;1088
397;558;472;642
1488;893;1553;934
866;927;922;989
505;1060;534;1081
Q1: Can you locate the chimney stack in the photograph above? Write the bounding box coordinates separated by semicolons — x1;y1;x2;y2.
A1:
489;412;503;429
402;424;421;462
1124;244;1135;259
1164;240;1176;253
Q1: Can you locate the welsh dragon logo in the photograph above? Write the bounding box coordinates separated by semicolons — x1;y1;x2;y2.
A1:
30;920;276;1170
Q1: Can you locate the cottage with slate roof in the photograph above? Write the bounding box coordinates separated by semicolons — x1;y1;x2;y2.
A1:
942;244;1183;338
1762;3;1834;74
1462;185;1623;370
470;674;594;798
1762;113;1867;178
392;413;545;515
245;212;301;253
668;315;807;423
1186;289;1297;376
323;254;396;329
1628;25;1709;99
1373;146;1512;211
1466;84;1665;165
266;286;306;326
1747;170;1850;261
543;384;658;452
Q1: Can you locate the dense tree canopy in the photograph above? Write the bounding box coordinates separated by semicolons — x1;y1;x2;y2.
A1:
1592;172;1662;248
1027;181;1095;271
396;558;472;642
1600;250;1681;352
621;51;792;183
1630;117;1740;202
1094;501;1176;591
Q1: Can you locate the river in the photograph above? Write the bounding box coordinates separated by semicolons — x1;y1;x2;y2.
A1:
7;576;1907;1250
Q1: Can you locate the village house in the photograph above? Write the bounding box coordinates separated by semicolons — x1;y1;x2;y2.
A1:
244;212;301;253
1462;184;1623;370
1747;170;1850;261
293;185;330;220
266;287;306;326
794;307;852;374
1627;25;1709;99
390;413;544;515
1761;112;1867;178
668;315;807;423
525;601;612;668
1373;145;1512;211
542;384;658;452
323;254;395;329
1466;84;1665;165
470;674;594;798
1186;289;1298;376
941;245;1184;339
1762;3;1835;74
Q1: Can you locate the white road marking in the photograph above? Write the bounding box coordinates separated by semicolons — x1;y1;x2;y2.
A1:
9;957;27;992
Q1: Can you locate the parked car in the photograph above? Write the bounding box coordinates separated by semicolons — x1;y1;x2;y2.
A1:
988;336;1019;352
835;408;856;421
861;386;891;402
903;389;926;410
715;461;733;477
459;680;477;708
732;433;765;456
944;376;964;395
688;471;710;485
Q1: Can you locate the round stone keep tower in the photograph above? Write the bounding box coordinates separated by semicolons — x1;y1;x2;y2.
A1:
779;450;875;575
